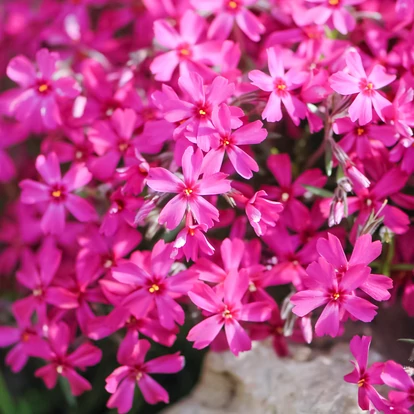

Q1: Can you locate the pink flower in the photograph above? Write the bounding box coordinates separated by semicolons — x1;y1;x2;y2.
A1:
106;338;184;413
192;0;265;42
202;103;267;179
330;50;395;125
173;212;215;262
147;146;231;230
150;10;221;81
306;0;364;35
162;73;241;151
249;46;308;124
187;269;272;355
13;241;78;322
6;48;80;130
344;335;387;412
291;257;377;337
111;240;197;329
88;108;138;181
317;233;393;301
381;361;414;412
20;152;97;234
32;322;102;396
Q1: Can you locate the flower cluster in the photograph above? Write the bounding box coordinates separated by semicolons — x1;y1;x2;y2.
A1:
0;0;413;412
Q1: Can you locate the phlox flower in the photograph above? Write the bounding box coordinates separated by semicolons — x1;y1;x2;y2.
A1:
192;0;265;42
20;152;97;235
249;46;308;124
344;335;387;412
305;0;364;35
147;146;231;230
32;322;102;396
6;48;80;130
150;10;221;81
202;103;267;179
111;240;197;330
105;338;184;413
187;269;272;355
291;256;377;337
330;50;396;125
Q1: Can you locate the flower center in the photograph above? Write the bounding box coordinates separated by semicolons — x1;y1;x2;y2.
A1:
199;109;206;116
136;371;143;381
366;82;374;90
228;0;239;9
222;308;233;319
357;378;365;387
75;150;84;160
281;192;290;202
56;365;64;374
118;142;129;152
188;228;195;236
38;83;50;94
148;284;160;293
52;189;62;198
331;292;340;300
366;198;373;207
33;287;43;297
356;127;365;136
177;44;192;59
21;331;31;342
183;188;193;196
248;282;257;292
103;258;114;268
329;0;339;5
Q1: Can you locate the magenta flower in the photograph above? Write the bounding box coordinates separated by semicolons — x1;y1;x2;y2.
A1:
111;240;197;329
249;46;308;124
202;103;267;179
162;73;241;151
263;153;326;229
291;257;377;337
88;108;138;181
150;10;221;82
192;0;265;42
330;50;396;125
32;322;102;396
173;212;215;262
147;146;231;230
187;269;272;355
317;233;393;301
0;304;40;373
381;361;414;411
13;241;78;322
306;0;364;35
6;48;80;130
20;152;97;234
344;335;388;412
106;338;184;413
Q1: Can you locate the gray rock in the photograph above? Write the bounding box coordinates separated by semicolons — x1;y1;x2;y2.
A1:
163;341;383;414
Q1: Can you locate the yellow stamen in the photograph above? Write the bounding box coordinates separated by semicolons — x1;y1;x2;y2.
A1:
33;288;43;297
281;192;289;202
56;365;63;374
38;84;48;93
356;127;365;136
329;0;339;5
222;309;233;319
51;190;62;198
136;372;143;381
179;48;190;56
366;82;374;90
248;282;257;292
199;109;206;116
148;284;160;293
357;378;365;387
332;292;340;300
277;84;287;90
119;142;128;152
228;0;238;8
103;259;113;268
184;188;193;196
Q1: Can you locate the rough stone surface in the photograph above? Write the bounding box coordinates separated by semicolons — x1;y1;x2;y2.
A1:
162;341;383;414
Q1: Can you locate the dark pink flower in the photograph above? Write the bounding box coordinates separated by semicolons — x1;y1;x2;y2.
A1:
291;257;377;337
192;0;265;42
20;152;97;234
32;322;102;396
187;269;272;355
7;48;80;130
249;46;308;124
330;50;395;125
106;338;184;413
147;146;231;230
344;335;388;411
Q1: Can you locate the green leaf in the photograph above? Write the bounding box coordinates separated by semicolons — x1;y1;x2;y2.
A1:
0;371;15;414
303;185;334;198
59;376;77;408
